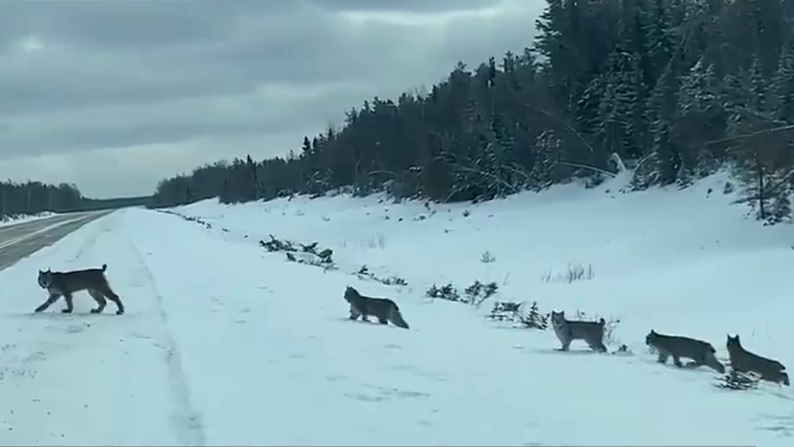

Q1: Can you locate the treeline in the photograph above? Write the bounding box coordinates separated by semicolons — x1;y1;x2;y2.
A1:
0;181;83;220
0;181;153;221
79;195;153;212
152;0;794;224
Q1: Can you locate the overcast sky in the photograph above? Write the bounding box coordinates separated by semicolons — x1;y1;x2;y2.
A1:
0;0;544;199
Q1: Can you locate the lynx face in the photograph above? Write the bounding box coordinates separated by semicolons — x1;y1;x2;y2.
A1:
550;310;566;328
37;269;54;289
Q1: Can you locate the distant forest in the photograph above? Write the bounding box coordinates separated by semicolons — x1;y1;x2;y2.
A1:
152;0;794;224
0;179;151;222
0;181;83;221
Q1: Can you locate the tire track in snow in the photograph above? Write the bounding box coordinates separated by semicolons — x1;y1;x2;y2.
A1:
126;237;206;446
67;215;108;263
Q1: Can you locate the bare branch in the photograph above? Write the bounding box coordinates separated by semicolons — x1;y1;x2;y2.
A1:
449;162;519;194
367;169;399;180
704;124;794;147
443;183;469;203
730;106;788;127
632;152;655;173
522;102;598;156
503;163;532;183
557;160;617;178
761;166;794;197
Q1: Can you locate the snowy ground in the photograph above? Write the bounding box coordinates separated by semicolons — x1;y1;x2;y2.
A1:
0;211;57;227
1;172;793;445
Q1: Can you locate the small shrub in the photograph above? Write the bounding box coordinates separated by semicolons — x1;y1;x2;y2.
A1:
488;301;524;322
518;301;548;330
714;370;760;391
259;234;335;269
381;276;407;286
286;251;338;270
426;280;498;305
464;280;499;305
541;262;595;284
480;251;496;263
426;283;460;302
363;234;387;249
260;234;296;252
356;265;407;287
161;210;214;230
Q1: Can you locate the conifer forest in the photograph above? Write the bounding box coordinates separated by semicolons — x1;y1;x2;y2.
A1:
152;0;794;224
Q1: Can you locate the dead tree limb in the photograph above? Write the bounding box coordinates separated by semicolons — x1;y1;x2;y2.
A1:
557;161;617;178
704;124;794;147
522;102;598;157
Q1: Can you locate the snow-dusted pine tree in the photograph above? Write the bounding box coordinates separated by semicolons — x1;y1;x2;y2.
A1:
675;59;725;179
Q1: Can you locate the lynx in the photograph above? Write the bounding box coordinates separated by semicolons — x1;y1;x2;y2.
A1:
36;264;124;315
344;286;409;329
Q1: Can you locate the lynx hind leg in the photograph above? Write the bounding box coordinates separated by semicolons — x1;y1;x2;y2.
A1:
585;336;608;353
376;304;393;325
100;284;124;315
761;369;788;386
88;289;107;314
702;351;726;373
358;308;370;322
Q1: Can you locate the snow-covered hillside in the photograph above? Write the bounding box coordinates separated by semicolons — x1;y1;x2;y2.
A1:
0;171;792;445
176;171;794;351
173;171;794;443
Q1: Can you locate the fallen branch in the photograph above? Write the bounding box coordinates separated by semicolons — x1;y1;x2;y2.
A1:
704;124;794;147
557;160;617;178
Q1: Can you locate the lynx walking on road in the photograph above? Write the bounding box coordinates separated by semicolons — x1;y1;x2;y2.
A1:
36;264;125;315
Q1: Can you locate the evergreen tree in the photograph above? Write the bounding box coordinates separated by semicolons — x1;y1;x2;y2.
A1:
147;0;794;225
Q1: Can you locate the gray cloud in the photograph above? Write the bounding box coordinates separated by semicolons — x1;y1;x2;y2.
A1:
306;0;496;13
0;0;545;198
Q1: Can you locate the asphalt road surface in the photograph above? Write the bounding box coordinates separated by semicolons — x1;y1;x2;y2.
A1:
0;211;111;272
